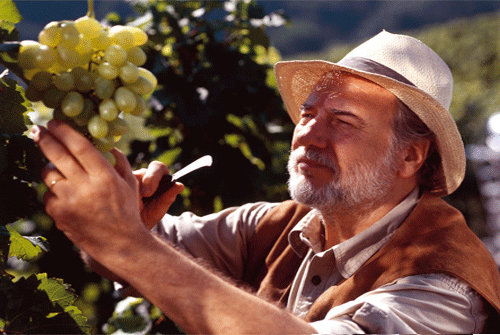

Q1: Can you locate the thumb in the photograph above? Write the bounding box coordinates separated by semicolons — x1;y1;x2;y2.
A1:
141;182;184;230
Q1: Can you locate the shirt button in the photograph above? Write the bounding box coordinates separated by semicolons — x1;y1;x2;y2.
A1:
311;275;321;286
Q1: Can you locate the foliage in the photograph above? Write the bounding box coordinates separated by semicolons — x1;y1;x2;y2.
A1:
0;1;92;333
114;0;291;215
0;0;291;333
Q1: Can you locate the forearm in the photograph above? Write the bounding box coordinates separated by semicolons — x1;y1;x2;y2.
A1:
101;233;316;334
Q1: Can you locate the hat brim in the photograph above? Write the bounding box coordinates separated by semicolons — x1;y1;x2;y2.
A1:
274;60;465;196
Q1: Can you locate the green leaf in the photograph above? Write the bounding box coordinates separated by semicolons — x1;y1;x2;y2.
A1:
0;0;22;24
0;73;28;135
7;225;46;261
0;21;19;41
0;225;10;270
36;273;77;308
0;274;89;334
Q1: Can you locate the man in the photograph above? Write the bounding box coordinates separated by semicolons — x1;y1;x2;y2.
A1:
31;31;500;333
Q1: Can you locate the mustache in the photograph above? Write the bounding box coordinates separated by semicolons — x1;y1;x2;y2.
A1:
290;147;337;172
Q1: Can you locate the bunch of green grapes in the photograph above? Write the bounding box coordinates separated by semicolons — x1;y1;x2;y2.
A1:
19;15;157;165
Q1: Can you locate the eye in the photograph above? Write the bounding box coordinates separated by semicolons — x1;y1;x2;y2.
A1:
299;106;315;120
338;119;352;126
333;117;352;128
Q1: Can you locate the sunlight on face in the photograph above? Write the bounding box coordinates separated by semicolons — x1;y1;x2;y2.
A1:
287;142;400;213
287;71;401;213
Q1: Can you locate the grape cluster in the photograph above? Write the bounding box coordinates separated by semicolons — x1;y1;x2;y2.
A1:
19;16;157;165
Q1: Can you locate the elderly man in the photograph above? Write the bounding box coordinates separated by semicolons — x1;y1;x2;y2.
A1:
31;31;500;333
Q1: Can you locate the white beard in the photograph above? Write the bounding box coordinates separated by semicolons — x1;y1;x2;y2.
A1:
287;144;400;213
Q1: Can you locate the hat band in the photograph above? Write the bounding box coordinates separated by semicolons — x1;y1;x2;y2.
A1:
338;57;416;87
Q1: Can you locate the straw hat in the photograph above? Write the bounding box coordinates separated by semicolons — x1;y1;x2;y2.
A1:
274;30;465;196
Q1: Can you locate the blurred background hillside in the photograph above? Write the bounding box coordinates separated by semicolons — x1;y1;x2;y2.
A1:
15;1;500;58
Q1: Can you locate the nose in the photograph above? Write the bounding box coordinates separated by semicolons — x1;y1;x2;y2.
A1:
293;115;329;149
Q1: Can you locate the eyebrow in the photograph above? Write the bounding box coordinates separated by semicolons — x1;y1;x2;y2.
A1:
300;104;367;127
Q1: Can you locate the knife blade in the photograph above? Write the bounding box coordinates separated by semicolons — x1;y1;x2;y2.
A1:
142;155;213;204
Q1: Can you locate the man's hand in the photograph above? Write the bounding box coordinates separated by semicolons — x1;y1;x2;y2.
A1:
30;120;316;335
134;161;184;230
31;120;182;263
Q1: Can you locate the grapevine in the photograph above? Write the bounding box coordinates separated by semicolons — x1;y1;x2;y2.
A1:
18;4;156;165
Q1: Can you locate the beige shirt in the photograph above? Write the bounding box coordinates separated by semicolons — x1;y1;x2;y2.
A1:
154;190;488;333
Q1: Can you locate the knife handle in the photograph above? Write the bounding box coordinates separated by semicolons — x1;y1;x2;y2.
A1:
142;174;174;204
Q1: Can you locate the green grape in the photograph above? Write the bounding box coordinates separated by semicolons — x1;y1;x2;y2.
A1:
34;45;57;69
127;47;147;66
72;67;94;93
127;75;155;96
61;91;84;117
108;116;129;136
108;26;135;50
91;31;110;50
73;98;94;126
59;21;80;48
48;59;67;74
94;76;115;100
18;41;42;70
98;62;119;80
123;26;148;46
94;135;116;153
114;87;136;113
57;44;82;69
75;36;92;55
130;93;147;116
119;61;139;83
102;151;116;166
104;44;127;66
99;98;119;121
52;106;70;122
88;115;109;138
74;16;102;39
25;85;43;102
42;85;67;108
38;21;62;47
138;67;157;87
53;71;75;91
30;71;53;91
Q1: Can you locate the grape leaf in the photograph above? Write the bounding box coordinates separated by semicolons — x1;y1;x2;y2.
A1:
0;0;23;24
0;274;89;334
0;226;9;270
0;74;28;135
7;225;46;261
36;273;76;308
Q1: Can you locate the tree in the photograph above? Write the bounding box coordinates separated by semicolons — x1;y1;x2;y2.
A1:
117;0;291;215
0;0;290;332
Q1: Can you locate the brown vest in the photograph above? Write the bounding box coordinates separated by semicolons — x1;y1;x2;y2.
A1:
241;194;500;332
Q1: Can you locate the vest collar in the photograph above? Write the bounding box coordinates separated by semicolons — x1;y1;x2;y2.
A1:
288;188;420;278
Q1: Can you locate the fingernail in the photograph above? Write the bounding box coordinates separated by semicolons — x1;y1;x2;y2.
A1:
47;119;62;131
30;125;41;141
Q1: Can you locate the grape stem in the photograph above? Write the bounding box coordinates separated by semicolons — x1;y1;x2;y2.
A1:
86;0;95;19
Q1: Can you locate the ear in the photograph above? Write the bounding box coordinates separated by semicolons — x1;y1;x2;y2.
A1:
398;139;431;179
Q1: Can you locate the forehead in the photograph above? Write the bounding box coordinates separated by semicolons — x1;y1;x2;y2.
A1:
304;71;399;114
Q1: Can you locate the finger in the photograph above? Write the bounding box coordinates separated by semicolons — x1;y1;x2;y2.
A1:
141;161;170;197
31;124;86;178
41;162;65;191
45;120;111;174
133;168;148;183
112;148;138;189
141;182;184;230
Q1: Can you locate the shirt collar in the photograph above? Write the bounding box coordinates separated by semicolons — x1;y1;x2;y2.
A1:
288;188;420;278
